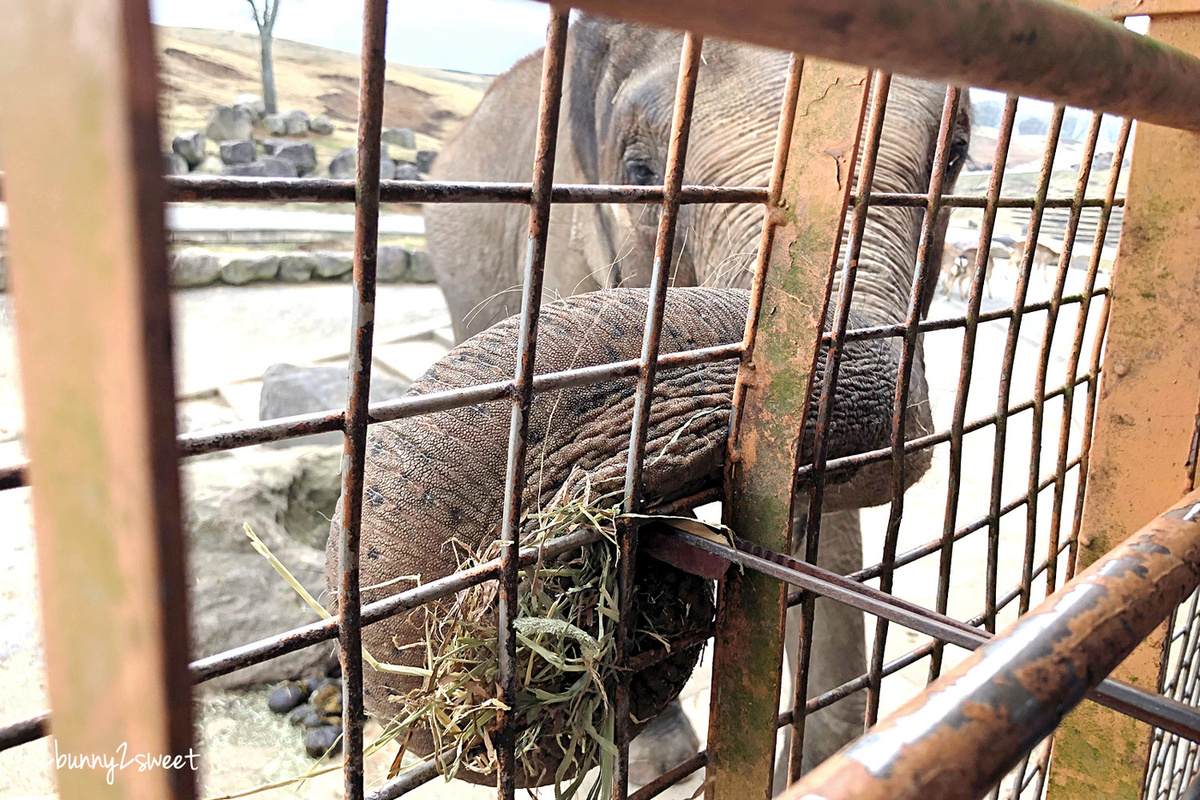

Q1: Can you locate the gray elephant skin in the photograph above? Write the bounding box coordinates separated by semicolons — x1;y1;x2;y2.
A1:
328;15;969;789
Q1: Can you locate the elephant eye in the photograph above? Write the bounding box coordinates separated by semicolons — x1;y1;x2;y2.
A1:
624;160;659;186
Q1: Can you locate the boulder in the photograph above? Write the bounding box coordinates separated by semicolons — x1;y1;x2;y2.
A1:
262;113;289;136
163;152;189;176
278;253;316;282
312;251;353;279
393;162;420;181
219;253;280;285
408;248;435;283
234;93;266;122
310;116;335;136
194;154;225;175
258;363;411;448
220;140;256;166
415;149;437;174
182;446;343;687
169;248;221;287
262;139;318;177
224;157;298;179
328;146;395;181
381;127;417;149
392;147;417;165
283;110;310;135
377;246;409;283
205;104;254;142
172;130;207;167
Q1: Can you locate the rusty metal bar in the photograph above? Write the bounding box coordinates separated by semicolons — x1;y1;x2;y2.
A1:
860;193;1124;209
671;528;1200;743
711;57;869;797
0;0;196;796
1047;16;1200;797
930;94;1019;685
780;488;1200;800
539;0;1200;131
0;712;49;752
980;104;1066;639
866;85;960;725
337;1;389;795
1019;112;1102;618
495;12;569;798
787;69;885;782
797;372;1093;483
1045;116;1133;595
161;177;768;205
616;31;703;800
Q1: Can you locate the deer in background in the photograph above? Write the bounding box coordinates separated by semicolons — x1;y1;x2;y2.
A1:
1009;237;1061;282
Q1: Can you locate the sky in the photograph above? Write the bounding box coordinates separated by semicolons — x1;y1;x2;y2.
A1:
150;0;551;75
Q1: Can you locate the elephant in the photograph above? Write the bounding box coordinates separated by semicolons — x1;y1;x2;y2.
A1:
333;14;969;791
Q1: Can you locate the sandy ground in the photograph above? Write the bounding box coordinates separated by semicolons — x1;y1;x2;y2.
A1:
0;260;1106;798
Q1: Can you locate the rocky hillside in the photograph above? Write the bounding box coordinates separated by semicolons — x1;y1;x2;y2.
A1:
156;26;491;160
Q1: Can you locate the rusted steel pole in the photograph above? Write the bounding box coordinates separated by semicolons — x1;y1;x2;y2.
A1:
336;1;390;796
710;58;869;799
1046;14;1200;798
780;488;1200;800
0;0;196;797
541;0;1200;131
616;31;703;800
495;10;569;799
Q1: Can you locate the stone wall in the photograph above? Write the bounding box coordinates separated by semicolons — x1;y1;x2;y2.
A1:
168;245;434;288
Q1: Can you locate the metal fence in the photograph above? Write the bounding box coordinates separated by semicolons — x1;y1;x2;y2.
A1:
1;1;1200;800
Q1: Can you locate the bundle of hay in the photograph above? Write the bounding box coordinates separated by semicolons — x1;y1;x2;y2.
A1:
381;482;713;798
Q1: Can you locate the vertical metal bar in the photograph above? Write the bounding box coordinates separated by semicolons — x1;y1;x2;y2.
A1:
495;11;570;800
788;71;887;781
1019;112;1102;615
0;0;195;797
928;94;1019;682
616;31;703;800
1046;18;1200;799
338;2;389;796
1045;117;1133;595
865;86;959;725
710;60;869;799
982;104;1065;635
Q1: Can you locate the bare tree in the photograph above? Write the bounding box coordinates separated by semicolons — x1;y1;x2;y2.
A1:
246;0;282;114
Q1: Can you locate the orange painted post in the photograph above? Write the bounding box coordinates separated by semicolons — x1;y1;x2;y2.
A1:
706;59;868;800
0;1;195;798
1045;14;1200;800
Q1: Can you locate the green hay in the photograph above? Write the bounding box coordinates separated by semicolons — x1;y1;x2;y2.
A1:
380;477;701;800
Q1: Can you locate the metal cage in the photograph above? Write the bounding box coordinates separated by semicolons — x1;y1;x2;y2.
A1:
1;1;1200;799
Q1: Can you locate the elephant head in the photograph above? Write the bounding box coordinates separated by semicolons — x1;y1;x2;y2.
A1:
427;17;970;508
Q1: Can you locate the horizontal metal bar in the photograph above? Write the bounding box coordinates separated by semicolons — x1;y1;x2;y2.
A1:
858;193;1126;209
797;374;1090;479
552;0;1200;131
162;177;768;206
190;526;601;683
830;290;1108;344
0;343;742;490
672;530;1200;743
781;488;1200;800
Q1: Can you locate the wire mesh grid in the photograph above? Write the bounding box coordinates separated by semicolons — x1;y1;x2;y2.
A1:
0;3;1191;800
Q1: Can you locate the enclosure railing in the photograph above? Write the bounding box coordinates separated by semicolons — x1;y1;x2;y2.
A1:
1;0;1200;799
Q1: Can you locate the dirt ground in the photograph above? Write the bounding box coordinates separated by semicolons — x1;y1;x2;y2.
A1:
0;257;1106;798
